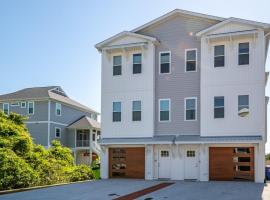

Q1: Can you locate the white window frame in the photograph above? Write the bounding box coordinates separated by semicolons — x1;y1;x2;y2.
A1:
159;98;171;122
185;48;197;72
55;127;61;138
214;44;225;67
28;101;34;115
112;101;121;122
132;53;142;74
132;100;142;122
3;103;9;115
184;97;197;121
238;42;250;66
113;55;122;76
55;102;62;116
238;95;249;117
10;102;20;107
21;101;26;108
159;51;171;74
214;96;225;119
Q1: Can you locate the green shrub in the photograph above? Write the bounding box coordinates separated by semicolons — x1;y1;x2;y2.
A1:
67;165;94;182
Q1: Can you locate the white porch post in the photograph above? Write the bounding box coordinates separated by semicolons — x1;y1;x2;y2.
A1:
89;128;93;166
74;128;77;165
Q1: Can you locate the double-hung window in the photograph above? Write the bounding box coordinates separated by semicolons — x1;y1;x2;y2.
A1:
159;99;170;121
214;96;224;118
132;101;141;121
214;45;225;67
238;95;249;117
3;103;9;115
185;49;197;72
238;42;249;65
113;102;121;122
133;54;142;74
185;98;197;121
160;52;170;73
113;56;122;76
28;101;34;115
56;102;61;116
55;127;61;138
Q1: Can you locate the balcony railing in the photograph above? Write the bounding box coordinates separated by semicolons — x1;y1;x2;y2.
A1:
76;140;89;147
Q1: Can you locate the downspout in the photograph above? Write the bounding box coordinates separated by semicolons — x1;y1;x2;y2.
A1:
47;100;51;148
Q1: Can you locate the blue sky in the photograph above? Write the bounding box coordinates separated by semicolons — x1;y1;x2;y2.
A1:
0;0;270;152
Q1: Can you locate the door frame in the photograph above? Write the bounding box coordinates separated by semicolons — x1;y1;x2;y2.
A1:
158;147;171;179
183;145;199;180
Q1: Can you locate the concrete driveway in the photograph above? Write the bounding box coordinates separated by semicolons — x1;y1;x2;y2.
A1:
0;179;269;200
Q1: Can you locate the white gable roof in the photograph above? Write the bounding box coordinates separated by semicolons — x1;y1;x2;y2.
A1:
95;31;157;51
196;17;270;37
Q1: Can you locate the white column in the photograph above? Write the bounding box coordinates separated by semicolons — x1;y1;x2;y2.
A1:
199;144;208;181
255;142;265;183
89;128;93;166
100;146;109;179
74;129;77;165
145;144;154;180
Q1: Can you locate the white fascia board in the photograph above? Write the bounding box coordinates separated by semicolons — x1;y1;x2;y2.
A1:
174;140;261;144
197;17;270;37
132;9;224;33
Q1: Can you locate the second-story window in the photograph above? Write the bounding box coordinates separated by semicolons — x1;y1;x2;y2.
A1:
56;103;62;116
159;99;170;121
21;101;26;108
238;42;249;65
133;53;142;74
185;98;197;121
214;45;225;67
238;95;249;117
132;100;141;121
214;96;224;118
160;52;170;74
55;127;61;138
3;103;9;115
113;102;121;122
185;49;197;72
28;101;34;115
113;55;122;76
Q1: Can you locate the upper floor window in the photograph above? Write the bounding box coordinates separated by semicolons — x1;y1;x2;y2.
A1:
21;102;26;108
160;52;170;74
214;96;224;118
113;102;121;122
55;127;61;138
214;45;225;67
185;49;197;72
238;95;249;117
55;103;61;116
238;42;249;65
3;103;9;115
28;101;34;115
185;97;197;121
113;55;122;76
133;54;142;74
159;99;170;121
132;100;141;121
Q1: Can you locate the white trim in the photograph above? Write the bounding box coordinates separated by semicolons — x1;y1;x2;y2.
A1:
55;102;62;116
214;44;225;68
132;53;142;74
55;127;61;138
159;51;171;74
2;103;9;115
238;42;250;66
21;101;26;108
132;9;224;33
25;121;68;126
184;97;197;121
112;101;122;122
113;55;122;76
48;100;51;147
10;102;19;107
214;96;225;119
27;101;34;115
185;48;197;72
159;98;171;122
132;100;142;122
196;17;270;37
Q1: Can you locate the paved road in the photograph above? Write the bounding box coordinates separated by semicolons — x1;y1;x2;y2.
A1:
0;179;269;200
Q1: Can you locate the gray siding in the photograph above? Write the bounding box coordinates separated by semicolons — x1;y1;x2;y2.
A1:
138;15;218;135
49;123;68;146
66;128;76;148
50;101;92;124
26;123;48;146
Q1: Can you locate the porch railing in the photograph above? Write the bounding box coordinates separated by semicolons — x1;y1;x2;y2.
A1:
76;140;89;147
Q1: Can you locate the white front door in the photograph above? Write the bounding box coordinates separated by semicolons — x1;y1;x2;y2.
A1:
184;148;199;180
158;149;171;179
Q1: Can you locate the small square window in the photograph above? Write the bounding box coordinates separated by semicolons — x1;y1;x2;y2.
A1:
187;150;195;157
161;150;169;157
55;128;61;138
21;102;26;108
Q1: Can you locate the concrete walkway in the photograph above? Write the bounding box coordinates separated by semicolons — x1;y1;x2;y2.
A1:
0;179;269;200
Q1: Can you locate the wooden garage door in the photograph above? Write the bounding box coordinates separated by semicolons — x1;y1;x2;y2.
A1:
209;147;254;181
109;147;145;179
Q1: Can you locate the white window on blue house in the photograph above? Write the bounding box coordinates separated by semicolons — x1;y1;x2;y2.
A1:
3;103;9;115
56;103;62;116
28;101;34;115
55;127;61;138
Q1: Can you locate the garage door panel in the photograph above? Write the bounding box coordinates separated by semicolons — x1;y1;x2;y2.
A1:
109;147;145;179
209;147;254;181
